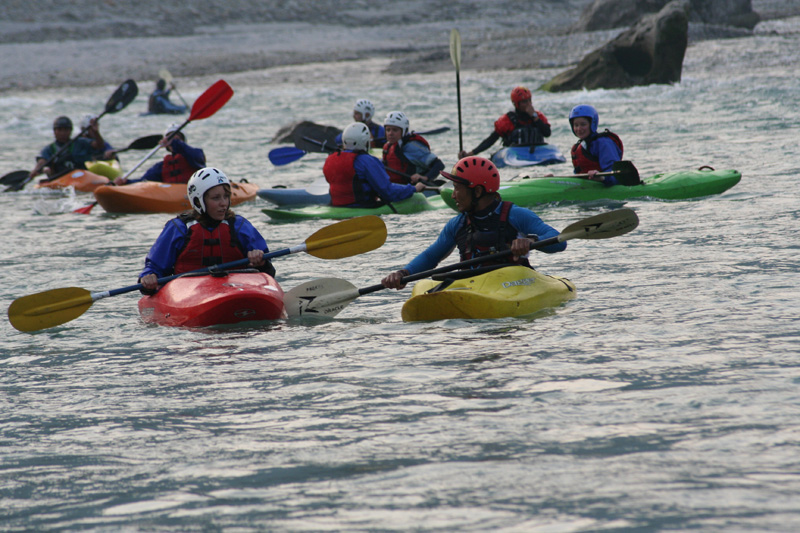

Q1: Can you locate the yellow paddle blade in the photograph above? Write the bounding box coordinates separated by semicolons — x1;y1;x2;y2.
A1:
449;29;461;69
305;216;387;260
8;287;94;332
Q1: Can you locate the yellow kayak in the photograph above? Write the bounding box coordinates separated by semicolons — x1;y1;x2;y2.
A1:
401;265;576;322
86;159;123;179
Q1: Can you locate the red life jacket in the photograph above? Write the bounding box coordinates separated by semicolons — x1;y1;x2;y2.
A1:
455;201;531;268
323;151;367;207
570;130;624;173
161;153;197;184
173;217;246;274
495;111;550;147
382;133;430;184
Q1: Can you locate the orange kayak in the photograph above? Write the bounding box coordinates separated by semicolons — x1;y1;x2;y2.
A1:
138;271;286;328
35;169;110;192
93;180;259;214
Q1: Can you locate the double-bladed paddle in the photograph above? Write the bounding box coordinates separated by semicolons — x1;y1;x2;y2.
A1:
109;134;162;155
450;29;463;154
158;68;191;109
268;127;452;167
115;79;234;184
516;160;641;186
8;216;387;332
2;79;138;192
283;208;640;318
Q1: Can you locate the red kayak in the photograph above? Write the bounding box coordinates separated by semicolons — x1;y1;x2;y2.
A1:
138;271;286;328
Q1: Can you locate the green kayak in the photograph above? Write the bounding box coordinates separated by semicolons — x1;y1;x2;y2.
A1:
440;167;742;209
262;192;441;221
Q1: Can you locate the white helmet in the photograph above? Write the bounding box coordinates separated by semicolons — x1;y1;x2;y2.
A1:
384;111;409;136
164;122;185;140
187;167;230;214
353;99;374;121
80;114;97;130
341;122;371;152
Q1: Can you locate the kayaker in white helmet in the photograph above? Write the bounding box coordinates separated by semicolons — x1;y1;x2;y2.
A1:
138;167;274;294
458;86;552;159
382;111;445;186
382;156;565;290
114;123;205;185
323;122;426;208
352;98;386;147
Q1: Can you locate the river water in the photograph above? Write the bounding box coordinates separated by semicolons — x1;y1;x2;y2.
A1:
2;18;800;532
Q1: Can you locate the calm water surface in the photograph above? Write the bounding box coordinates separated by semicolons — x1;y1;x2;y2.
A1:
2;19;800;531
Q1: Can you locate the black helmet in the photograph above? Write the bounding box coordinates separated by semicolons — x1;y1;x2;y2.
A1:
53;116;72;129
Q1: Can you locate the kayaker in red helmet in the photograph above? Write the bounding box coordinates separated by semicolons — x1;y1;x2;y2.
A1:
381;156;566;289
138;167;274;294
457;86;552;159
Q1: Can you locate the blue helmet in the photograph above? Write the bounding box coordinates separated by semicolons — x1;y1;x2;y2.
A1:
569;105;599;134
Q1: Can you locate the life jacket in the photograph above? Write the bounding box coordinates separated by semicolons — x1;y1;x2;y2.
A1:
173;215;246;274
382;133;430;184
496;112;548;147
454;201;531;268
570;129;624;173
161;153;196;183
48;141;86;173
323;151;375;207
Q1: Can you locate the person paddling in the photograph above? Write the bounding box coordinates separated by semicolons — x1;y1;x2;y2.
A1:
324;122;426;208
114;123;205;185
382;156;565;289
138;167;275;294
148;78;188;114
30;116;105;180
334;98;386;148
382;111;445;185
458;86;553;159
569;104;624;186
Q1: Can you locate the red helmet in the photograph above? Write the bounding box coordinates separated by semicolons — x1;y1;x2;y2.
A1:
510;86;532;106
440;156;500;193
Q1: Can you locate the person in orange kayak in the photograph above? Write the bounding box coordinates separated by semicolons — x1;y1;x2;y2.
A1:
569;104;623;186
138;167;274;294
30;116;105;179
382;156;565;289
324;122;426;208
114;123;205;185
458;86;552;159
382;111;445;185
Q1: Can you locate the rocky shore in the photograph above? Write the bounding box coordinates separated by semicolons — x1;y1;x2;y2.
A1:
0;0;796;93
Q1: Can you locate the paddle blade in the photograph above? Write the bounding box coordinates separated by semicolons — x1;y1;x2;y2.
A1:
268;146;307;166
73;201;98;215
449;29;461;69
613;160;641;186
0;170;30;187
304;216;387;259
284;278;359;318
8;287;94;332
559;208;639;241
127;134;162;151
158;68;173;83
105;79;138;114
189;79;233;121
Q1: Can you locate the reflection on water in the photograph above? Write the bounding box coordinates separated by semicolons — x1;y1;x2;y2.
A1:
2;20;800;531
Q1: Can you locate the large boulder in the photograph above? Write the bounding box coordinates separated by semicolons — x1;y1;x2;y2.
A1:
573;0;760;32
270;121;342;152
541;0;689;92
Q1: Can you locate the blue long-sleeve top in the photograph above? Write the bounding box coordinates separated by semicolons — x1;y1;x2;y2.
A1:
399;139;445;181
403;202;566;274
139;214;268;279
353;152;417;205
578;135;622;186
129;139;206;183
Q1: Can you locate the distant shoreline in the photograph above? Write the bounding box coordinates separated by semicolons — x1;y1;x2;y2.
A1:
0;0;794;93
